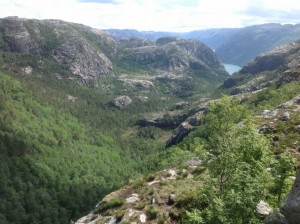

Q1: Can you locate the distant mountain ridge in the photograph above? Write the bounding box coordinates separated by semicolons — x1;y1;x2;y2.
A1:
106;23;300;66
0;16;228;97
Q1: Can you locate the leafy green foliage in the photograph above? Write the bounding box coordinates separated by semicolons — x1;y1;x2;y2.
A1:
272;153;295;203
248;81;300;111
162;97;275;223
0;71;169;224
146;206;159;220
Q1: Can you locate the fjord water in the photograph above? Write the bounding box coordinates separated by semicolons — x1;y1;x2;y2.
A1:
224;63;241;75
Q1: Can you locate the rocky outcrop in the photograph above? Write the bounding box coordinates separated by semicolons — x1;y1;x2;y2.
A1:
0;16;117;86
222;40;300;95
107;96;132;109
277;68;300;86
138;100;207;129
118;76;154;89
121;36;227;74
138;112;186;129
165;112;204;147
280;170;300;224
166;121;197;147
240;41;300;75
75;164;203;224
229;75;271;95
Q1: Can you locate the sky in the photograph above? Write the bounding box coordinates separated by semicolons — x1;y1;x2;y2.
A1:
1;0;300;32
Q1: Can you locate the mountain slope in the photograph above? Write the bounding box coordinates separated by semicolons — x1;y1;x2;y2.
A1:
215;23;300;66
0;16;228;97
0;16;117;86
221;39;300;95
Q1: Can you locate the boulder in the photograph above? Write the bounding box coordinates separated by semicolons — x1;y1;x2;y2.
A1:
256;200;273;216
294;125;300;132
279;112;290;121
259;124;274;134
277;95;300;109
280;170;300;224
175;101;189;110
107;96;132;109
185;158;201;167
260;109;278;118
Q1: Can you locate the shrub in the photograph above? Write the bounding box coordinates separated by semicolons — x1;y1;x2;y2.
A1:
146;174;156;182
116;210;125;222
146;206;159;220
94;198;125;214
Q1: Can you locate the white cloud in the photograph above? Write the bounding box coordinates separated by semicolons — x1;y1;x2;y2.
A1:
0;0;299;31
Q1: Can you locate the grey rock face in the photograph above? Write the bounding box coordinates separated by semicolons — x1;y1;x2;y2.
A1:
0;17;117;86
280;170;300;224
121;37;227;74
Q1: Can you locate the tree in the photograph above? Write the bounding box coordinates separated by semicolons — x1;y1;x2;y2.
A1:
273;153;294;203
187;97;272;223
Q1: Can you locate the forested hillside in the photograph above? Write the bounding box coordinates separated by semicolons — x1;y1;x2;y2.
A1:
0;70;173;223
0;17;226;223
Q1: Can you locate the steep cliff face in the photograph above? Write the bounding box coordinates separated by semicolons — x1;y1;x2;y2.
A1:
0;16;117;85
121;36;226;74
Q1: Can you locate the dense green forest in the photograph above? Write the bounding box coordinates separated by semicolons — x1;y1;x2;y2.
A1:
0;69;180;223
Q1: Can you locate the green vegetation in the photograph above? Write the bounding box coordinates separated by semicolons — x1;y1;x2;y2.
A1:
94;198;125;214
0;68;172;224
0;18;299;223
146;205;159;220
248;81;300;111
160;96;298;223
